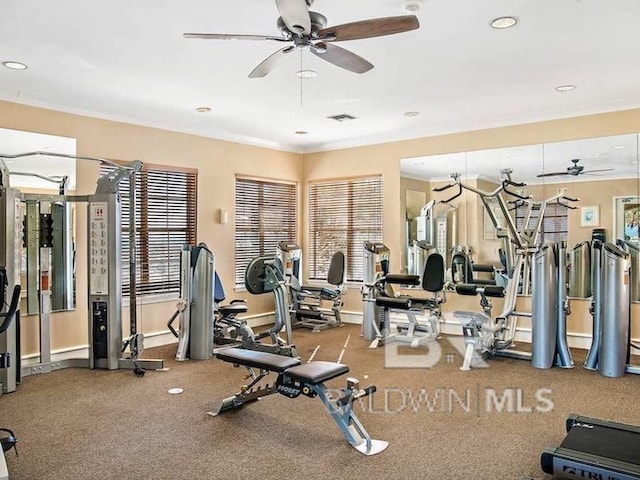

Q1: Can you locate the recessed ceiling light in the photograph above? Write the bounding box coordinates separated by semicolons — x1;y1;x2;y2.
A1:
2;61;28;70
195;106;211;113
614;145;625;149
297;69;317;79
295;130;308;135
555;84;576;92
404;1;421;14
490;16;518;29
404;111;420;118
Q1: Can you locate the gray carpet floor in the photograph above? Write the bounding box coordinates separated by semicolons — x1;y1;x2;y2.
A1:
2;324;640;480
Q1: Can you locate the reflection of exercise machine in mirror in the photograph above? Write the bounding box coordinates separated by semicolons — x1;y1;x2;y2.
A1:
434;169;577;370
0;152;165;393
407;199;457;282
12;172;75;315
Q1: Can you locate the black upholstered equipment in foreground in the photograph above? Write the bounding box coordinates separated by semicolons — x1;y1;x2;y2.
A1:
209;347;387;456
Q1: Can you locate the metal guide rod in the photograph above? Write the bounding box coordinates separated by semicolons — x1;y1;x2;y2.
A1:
0;151;139;169
129;168;137;338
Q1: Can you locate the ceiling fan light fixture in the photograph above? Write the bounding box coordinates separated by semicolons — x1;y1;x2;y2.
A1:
555;84;576;92
490;16;518;29
297;69;317;79
295;130;308;135
2;61;28;70
195;106;212;113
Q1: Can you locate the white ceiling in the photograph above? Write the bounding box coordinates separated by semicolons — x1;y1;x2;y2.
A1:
1;1;640;154
401;133;640;185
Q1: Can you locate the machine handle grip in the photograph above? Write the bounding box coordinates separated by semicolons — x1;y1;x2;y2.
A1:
434;183;462;203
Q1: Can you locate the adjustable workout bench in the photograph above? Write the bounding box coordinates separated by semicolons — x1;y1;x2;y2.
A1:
209;347;388;455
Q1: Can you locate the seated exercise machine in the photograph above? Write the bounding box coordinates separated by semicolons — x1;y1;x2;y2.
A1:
168;245;297;359
362;242;445;348
542;414;640;479
450;248;504;287
278;242;346;332
209;347;387;456
373;252;445;348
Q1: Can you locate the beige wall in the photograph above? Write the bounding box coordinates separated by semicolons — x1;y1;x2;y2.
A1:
302;107;640;336
5;99;640;355
0;100;302;355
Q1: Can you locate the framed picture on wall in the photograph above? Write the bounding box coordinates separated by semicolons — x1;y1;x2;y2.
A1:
614;196;640;243
580;206;599;227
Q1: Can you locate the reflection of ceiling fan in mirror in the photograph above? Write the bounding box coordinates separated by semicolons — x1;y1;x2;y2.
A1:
536;158;614;178
183;0;419;78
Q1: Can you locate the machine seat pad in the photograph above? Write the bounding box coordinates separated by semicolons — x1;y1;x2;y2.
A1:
384;274;420;286
302;285;339;298
216;348;301;372
218;304;249;315
376;296;412;309
285;361;349;385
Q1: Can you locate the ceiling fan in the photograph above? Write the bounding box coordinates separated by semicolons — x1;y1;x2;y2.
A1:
183;0;419;78
536;158;614;178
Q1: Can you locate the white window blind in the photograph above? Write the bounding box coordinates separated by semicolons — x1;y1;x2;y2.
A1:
309;176;383;282
235;177;297;288
100;163;198;295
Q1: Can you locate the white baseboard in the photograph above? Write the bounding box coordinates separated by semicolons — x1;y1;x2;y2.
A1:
20;310;639;362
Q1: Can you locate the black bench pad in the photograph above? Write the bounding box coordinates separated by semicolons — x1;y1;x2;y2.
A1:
301;285;339;299
218;304;248;315
285;361;349;385
376;296;412;309
216;348;301;372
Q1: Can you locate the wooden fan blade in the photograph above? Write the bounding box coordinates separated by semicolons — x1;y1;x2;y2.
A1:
183;33;286;42
311;43;373;74
275;0;311;35
536;172;568;178
317;15;419;42
249;46;295;78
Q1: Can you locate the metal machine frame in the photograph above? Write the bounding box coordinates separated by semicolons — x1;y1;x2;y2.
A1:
0;151;164;392
435;171;576;370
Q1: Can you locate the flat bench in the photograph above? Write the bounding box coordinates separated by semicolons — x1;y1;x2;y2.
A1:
210;348;387;456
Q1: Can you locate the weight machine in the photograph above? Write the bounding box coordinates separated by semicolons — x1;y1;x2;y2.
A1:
277;241;345;332
362;242;445;348
584;241;640;377
434;170;576;370
408;200;457;277
0;151;164;391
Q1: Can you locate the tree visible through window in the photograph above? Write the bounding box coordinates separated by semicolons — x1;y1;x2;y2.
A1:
100;162;198;295
308;176;383;282
235;177;297;288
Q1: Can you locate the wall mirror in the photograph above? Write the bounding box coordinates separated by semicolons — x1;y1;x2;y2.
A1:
400;133;640;300
0;127;77;314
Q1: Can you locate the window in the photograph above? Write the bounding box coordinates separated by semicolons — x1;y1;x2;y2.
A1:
235;177;297;288
100;162;198;295
309;176;383;282
515;202;568;244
